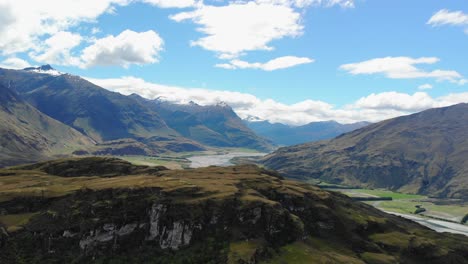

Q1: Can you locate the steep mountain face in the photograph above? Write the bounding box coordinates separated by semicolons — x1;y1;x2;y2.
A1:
0;84;93;167
0;67;173;143
262;104;468;200
246;120;370;146
2;158;468;263
0;66;209;157
131;95;274;151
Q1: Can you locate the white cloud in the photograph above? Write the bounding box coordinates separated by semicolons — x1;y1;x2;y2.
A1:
29;31;83;66
0;0;130;55
215;56;314;71
353;92;438;112
142;0;196;8
0;57;32;69
340;56;465;84
427;9;468;34
84;76;468;125
418;83;433;90
170;2;304;59
24;29;164;68
427;9;468;26
80;30;164;68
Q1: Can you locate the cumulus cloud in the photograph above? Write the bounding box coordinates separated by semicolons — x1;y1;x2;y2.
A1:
169;0;355;60
418;84;433;90
29;31;83;66
0;0;130;55
170;2;304;59
23;29;164;68
0;0;354;68
215;56;314;71
80;30;164;68
84;76;468;125
340;56;466;84
0;57;32;69
353;92;438;112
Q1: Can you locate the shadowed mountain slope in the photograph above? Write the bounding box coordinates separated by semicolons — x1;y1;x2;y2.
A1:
0;67;173;142
0;84;93;167
131;95;274;151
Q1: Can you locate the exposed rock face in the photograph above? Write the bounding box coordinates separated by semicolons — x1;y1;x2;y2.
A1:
79;223;138;250
148;204;195;249
2;162;468;263
0;186;306;261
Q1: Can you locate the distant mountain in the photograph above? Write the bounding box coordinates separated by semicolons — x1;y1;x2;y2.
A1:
130;95;274;151
0;83;93;167
246;120;370;146
262;103;468;200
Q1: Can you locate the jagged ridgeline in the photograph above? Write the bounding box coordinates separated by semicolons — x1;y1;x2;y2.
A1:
0;65;273;167
1;157;468;263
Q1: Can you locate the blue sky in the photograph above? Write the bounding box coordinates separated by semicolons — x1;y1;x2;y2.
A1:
0;0;467;125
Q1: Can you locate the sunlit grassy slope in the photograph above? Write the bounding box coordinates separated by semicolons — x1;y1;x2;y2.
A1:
2;157;468;263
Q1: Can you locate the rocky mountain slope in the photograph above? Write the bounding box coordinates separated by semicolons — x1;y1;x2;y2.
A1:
0;84;93;167
246;120;370;146
0;66;271;160
1;157;468;263
131;95;274;151
0;66;173;142
262;103;468;200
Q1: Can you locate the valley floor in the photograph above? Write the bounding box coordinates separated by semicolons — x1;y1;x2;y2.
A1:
323;186;468;236
117;148;268;170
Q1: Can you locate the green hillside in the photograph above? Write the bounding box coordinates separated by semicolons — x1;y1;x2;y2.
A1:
263;104;468;200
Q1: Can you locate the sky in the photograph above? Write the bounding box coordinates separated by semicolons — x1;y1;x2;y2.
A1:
0;0;467;125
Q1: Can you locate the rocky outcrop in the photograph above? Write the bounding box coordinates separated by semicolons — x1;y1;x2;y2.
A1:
147;204;196;250
79;223;138;250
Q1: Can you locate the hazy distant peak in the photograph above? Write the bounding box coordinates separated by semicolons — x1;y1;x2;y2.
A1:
23;64;63;76
245;115;266;122
215;101;230;108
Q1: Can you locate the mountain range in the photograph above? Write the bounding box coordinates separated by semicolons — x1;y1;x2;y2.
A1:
246;119;370;146
132;95;273;150
262;103;468;200
0;65;272;166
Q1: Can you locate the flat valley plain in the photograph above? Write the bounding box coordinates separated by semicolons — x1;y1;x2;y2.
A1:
116;147;267;170
322;185;468;235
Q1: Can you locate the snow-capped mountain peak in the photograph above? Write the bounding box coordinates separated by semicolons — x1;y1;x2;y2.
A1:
23;64;63;76
244;115;265;122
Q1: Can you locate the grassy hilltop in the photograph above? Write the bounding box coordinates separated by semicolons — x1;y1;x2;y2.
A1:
1;157;468;263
